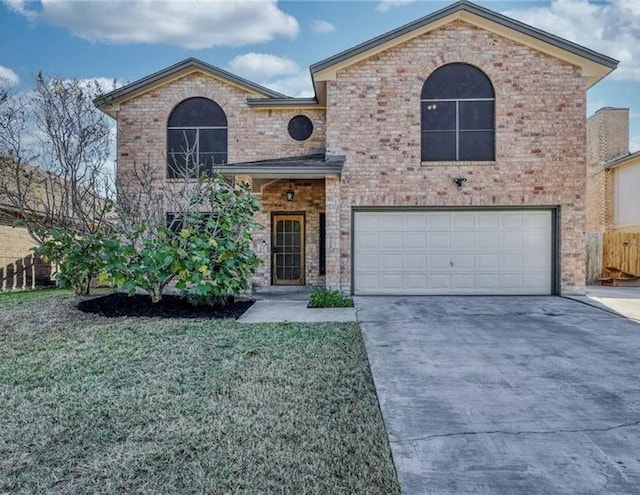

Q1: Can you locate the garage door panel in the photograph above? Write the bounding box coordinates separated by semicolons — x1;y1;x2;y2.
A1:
524;212;551;229
452;232;475;249
406;254;427;269
429;214;451;229
381;254;403;269
354;210;552;295
454;214;475;229
356;254;380;270
381;273;404;288
381;234;402;249
500;273;525;288
357;233;379;249
405;213;427;229
381;215;405;231
477;273;500;288
428;232;450;248
477;253;499;270
477;213;499;229
429;254;452;269
429;273;451;288
405;233;427;249
405;274;428;289
477;232;499;249
357;214;379;231
502;253;524;270
502;232;523;249
524;231;548;249
502;213;524;229
452;273;476;289
452;253;475;269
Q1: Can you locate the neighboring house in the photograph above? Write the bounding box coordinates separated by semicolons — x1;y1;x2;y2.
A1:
587;107;640;233
95;0;618;296
585;107;640;283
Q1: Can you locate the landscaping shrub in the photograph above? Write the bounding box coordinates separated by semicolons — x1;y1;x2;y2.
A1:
308;287;354;308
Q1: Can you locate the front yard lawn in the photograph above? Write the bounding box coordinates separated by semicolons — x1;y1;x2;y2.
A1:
0;291;399;494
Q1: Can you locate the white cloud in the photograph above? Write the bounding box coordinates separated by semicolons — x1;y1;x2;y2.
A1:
226;53;299;80
7;0;299;49
226;53;312;97
504;0;640;81
0;65;19;86
376;0;414;13
262;72;314;98
310;19;335;34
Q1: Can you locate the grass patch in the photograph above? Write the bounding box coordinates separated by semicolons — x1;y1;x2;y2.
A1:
308;288;355;308
0;292;399;494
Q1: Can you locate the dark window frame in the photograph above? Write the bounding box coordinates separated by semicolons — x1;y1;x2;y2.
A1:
319;213;326;276
288;115;314;141
166;97;228;178
421;64;495;162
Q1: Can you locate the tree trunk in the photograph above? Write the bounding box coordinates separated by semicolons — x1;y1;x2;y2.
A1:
149;285;163;303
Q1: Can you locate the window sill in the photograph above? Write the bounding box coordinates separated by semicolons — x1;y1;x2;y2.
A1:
420;161;496;167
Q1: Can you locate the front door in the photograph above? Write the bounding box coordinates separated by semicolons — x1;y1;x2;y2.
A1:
272;214;305;285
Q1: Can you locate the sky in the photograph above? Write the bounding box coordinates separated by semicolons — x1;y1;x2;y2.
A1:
1;0;639;152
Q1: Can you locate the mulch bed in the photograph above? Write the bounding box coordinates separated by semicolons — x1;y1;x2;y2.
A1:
77;293;254;319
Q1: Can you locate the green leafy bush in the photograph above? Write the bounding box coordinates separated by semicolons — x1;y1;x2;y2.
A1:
308;288;354;308
36;229;107;295
104;175;260;304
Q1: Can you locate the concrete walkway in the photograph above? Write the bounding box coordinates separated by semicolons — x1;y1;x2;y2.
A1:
238;288;356;323
357;296;640;494
585;285;640;322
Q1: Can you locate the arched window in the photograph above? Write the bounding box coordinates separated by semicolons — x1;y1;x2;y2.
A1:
167;97;227;178
421;64;495;162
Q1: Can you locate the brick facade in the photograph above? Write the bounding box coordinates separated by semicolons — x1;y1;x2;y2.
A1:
326;22;587;294
117;72;326;182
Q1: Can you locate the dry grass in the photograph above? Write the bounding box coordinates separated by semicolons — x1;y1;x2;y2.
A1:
0;290;399;494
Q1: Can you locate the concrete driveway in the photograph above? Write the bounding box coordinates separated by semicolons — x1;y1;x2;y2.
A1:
357;296;640;494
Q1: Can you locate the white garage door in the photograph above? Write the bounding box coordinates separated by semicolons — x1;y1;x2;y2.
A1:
354;210;553;295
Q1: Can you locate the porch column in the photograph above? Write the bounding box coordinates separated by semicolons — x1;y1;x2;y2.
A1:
325;175;341;291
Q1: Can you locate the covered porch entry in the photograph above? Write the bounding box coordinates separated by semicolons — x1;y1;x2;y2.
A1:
222;154;343;290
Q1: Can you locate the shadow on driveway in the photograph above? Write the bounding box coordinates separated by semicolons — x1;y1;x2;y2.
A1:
357;296;640;495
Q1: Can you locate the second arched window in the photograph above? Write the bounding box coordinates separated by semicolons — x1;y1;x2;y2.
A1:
167;97;227;178
421;63;495;162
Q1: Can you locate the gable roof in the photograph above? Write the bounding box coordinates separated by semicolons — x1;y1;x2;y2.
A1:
94;58;289;117
310;0;618;95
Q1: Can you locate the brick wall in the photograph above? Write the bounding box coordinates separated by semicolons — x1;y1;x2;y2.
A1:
117;72;326;182
586;108;629;232
325;21;588;294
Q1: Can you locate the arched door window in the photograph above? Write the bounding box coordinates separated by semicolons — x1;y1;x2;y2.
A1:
167;97;227;177
421;64;495;161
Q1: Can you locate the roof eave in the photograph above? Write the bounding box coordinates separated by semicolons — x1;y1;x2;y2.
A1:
220;164;343;179
604;151;640;170
246;97;323;109
94;57;288;115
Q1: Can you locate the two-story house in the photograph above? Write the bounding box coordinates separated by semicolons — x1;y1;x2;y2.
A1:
95;0;618;296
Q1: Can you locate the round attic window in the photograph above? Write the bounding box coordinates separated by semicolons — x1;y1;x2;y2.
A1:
288;115;313;141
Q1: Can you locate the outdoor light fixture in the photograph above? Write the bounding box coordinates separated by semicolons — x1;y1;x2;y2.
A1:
286;182;295;201
453;177;467;188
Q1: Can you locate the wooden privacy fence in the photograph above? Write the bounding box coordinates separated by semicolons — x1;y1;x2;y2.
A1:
603;232;640;276
0;254;54;291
